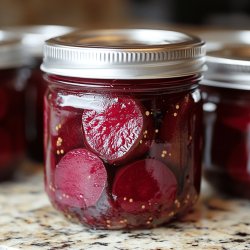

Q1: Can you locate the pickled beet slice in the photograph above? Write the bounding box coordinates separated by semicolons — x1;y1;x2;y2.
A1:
112;159;177;213
160;93;193;141
148;140;183;177
160;126;187;170
55;148;107;208
228;142;250;182
82;96;151;164
51;113;84;157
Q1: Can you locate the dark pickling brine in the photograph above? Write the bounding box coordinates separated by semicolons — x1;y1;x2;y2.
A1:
0;32;29;180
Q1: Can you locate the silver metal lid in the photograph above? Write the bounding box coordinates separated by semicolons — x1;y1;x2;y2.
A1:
4;25;75;57
0;31;29;69
41;29;206;79
202;45;250;90
196;30;250;51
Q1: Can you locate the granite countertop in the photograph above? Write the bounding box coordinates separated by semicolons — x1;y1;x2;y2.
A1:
0;163;250;250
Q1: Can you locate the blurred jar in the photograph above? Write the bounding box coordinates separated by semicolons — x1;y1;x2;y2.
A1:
197;30;250;51
202;45;250;198
0;31;30;180
4;25;75;162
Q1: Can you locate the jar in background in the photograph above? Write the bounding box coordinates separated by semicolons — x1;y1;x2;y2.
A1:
41;29;205;229
202;45;250;198
197;30;250;51
0;32;30;181
4;25;75;162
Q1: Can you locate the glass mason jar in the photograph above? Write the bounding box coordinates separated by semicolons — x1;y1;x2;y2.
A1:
202;45;250;198
0;32;29;181
197;30;250;52
41;29;206;229
4;25;74;162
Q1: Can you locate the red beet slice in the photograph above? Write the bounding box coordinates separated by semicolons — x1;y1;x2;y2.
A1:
160;93;194;141
147;140;185;179
160;125;188;171
228;141;250;182
51;113;84;157
55;148;107;208
112;159;177;213
82;96;151;164
160;92;200;171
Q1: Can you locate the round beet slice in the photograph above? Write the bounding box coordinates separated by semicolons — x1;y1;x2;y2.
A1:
51;113;85;158
160;93;194;141
148;140;183;178
82;96;151;164
112;159;177;213
55;148;107;208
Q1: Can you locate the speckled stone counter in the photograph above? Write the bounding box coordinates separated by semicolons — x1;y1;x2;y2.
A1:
0;163;250;250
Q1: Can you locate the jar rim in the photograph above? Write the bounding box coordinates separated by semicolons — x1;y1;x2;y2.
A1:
200;79;250;91
195;30;250;52
45;73;202;93
203;45;250;90
3;25;75;58
41;29;206;79
0;30;30;68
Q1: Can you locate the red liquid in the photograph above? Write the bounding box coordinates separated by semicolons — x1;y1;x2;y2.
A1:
202;86;250;198
25;58;46;162
44;75;202;229
0;68;27;181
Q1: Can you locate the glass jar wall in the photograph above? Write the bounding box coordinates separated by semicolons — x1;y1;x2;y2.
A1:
202;45;250;198
41;29;206;229
4;25;74;162
0;32;29;180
